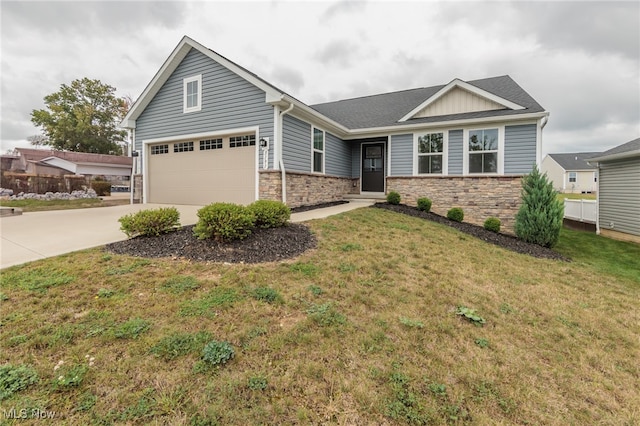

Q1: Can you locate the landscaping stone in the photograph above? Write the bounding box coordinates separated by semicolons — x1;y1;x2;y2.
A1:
8;189;98;201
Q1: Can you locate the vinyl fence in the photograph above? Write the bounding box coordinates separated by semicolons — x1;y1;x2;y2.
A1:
564;199;597;223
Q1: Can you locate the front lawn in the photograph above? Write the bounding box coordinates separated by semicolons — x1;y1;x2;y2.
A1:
0;208;637;424
0;198;128;212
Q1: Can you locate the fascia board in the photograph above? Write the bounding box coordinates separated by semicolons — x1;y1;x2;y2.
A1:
398;78;526;122
588;149;640;163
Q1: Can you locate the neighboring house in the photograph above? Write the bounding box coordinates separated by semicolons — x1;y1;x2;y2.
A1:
121;36;549;230
7;148;132;182
588;138;640;243
541;152;599;193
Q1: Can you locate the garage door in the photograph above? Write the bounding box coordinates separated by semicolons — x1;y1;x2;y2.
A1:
147;133;256;205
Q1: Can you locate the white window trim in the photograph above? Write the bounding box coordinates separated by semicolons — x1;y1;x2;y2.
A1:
463;126;504;175
413;130;448;175
183;74;202;113
311;126;325;174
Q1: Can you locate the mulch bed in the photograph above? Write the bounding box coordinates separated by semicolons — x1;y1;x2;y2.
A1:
373;203;569;261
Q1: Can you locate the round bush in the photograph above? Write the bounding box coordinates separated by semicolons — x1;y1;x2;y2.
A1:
386;191;401;205
193;203;255;242
484;217;501;233
417;197;432;212
118;207;181;238
446;207;464;222
248;200;290;229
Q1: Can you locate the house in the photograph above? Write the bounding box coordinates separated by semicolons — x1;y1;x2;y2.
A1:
588;138;640;243
1;148;133;194
541;152;599;193
121;36;549;231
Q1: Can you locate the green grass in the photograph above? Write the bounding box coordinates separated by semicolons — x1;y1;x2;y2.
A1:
0;207;638;425
557;192;597;201
0;198;110;212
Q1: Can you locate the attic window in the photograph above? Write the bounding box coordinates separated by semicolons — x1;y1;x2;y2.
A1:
183;75;202;113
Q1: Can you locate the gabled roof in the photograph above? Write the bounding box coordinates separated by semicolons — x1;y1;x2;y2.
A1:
547;152;600;171
16;148;132;166
588;138;640;162
310;75;545;130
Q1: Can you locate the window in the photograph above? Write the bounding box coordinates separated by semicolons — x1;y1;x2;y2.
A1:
313;128;324;173
200;138;223;150
150;144;169;155
594;172;598;182
229;134;256;148
468;128;498;173
174;141;194;153
569;172;577;183
417;133;443;174
183;75;202;113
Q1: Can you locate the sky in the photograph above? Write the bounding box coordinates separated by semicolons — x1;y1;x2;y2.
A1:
1;0;639;156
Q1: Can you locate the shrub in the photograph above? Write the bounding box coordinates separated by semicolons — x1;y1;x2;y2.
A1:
193;203;255;241
514;165;564;248
119;207;180;238
91;180;111;196
447;207;464;222
247;200;290;229
202;341;235;367
484;217;501;233
0;364;39;400
417;197;432;212
386;191;401;205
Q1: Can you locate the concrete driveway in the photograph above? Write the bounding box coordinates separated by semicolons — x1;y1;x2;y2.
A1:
0;200;373;269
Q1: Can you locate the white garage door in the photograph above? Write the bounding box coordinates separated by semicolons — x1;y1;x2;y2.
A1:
147;133;256;205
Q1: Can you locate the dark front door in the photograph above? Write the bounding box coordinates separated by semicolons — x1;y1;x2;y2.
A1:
361;143;385;192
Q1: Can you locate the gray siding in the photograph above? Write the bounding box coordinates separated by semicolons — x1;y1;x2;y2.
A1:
598;158;640;236
448;129;463;175
390;134;413;176
351;143;360;178
282;114;311;173
505;124;537;174
136;48;274;169
325;132;351;177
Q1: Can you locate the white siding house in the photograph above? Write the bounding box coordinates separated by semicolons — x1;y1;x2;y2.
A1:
541;152;599;193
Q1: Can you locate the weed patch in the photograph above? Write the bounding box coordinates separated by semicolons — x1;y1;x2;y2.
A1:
150;332;213;361
160;275;201;294
0;364;39;400
179;287;240;317
113;318;151;339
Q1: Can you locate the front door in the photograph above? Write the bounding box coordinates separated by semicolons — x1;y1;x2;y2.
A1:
361;143;385;192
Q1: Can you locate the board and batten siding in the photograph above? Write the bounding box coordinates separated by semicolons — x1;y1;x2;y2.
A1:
598;157;640;237
282;114;311;173
448;129;464;175
136;48;274;169
504;124;537;174
325;133;351;177
389;134;413;176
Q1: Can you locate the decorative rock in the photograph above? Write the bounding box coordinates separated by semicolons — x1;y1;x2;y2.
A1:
8;189;98;201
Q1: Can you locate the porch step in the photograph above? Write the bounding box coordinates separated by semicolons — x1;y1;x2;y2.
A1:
343;194;386;202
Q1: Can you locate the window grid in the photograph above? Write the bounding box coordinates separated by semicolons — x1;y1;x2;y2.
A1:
229;135;256;148
569;172;577;183
313;128;324;173
200;139;223;150
417;133;443;174
186;80;198;109
150;144;169;155
468;128;498;174
174;141;194;153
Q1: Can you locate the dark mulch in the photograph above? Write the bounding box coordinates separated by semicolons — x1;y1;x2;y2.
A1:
106;223;316;264
373;203;569;261
290;200;348;213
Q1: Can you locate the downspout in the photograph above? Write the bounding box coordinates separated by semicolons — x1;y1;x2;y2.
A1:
130;128;135;205
538;115;549;167
278;102;294;204
595;162;600;235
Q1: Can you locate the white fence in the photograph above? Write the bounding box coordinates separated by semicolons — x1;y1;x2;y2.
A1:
564;199;597;223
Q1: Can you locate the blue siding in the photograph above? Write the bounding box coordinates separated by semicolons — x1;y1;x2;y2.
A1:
390;134;413;176
282;114;311;172
351;143;360;178
448;129;463;175
326;132;351;177
505;124;537;174
136;48;274;169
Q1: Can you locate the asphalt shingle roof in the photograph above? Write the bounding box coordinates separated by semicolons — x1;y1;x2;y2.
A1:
596;138;640;158
309;75;545;130
548;152;600;171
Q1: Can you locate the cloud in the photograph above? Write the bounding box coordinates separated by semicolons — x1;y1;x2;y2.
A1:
269;67;305;95
321;1;367;21
314;40;360;67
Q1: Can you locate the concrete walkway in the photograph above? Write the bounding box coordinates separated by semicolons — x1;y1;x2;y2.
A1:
0;200;373;269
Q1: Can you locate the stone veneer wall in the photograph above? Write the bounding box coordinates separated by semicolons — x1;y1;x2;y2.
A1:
386;176;524;232
260;170;359;208
132;174;143;204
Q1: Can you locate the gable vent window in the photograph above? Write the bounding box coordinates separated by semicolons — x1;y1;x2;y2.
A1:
174;141;194;153
150;144;169;155
468;128;498;173
183;75;202;113
230;135;256;148
200;139;223;150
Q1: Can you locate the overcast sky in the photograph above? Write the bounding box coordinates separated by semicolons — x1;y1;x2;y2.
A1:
1;1;638;156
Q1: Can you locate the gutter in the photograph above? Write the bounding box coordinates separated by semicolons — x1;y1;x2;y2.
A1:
278;102;294;204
